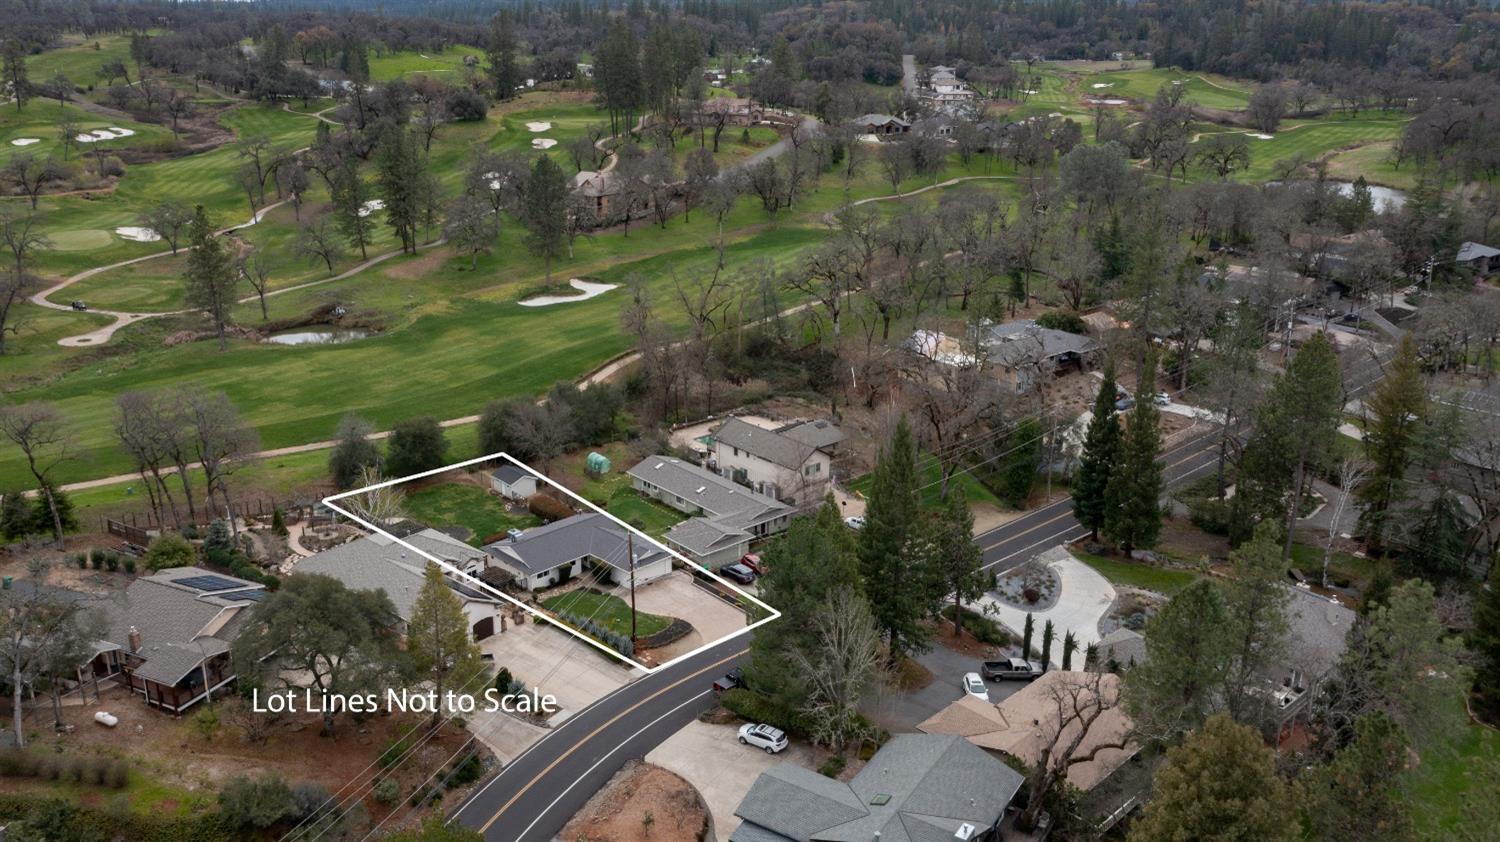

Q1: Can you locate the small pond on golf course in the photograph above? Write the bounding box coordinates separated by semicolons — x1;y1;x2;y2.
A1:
264;328;371;346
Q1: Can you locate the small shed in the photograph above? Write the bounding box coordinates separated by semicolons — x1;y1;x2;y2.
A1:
585;452;612;476
491;464;540;501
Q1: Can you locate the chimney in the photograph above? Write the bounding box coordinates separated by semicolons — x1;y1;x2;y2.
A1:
127;626;142;652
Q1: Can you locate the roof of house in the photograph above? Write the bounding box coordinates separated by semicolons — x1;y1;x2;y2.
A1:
1282;586;1356;680
853;113;909;128
297;528;493;620
1095;627;1147;668
1457;241;1500;262
917;671;1137;793
484;512;670;576
492;463;536;487
980;320;1101;368
662;515;750;556
91;567;267;687
715;416;841;470
572;170;620;197
731;734;1023;842
627;456;790;529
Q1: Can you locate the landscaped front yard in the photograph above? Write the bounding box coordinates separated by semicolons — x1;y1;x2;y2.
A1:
1070;548;1201;595
543;588;673;638
404;480;540;545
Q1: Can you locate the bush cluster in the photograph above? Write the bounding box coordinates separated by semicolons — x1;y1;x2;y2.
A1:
0;750;128;788
553;609;634;657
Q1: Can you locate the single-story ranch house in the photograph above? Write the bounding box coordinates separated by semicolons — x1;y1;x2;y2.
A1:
483;512;674;591
297;527;506;640
731;733;1023;842
627;456;792;568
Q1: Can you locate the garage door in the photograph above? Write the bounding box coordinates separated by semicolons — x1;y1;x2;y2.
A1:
472;616;495;640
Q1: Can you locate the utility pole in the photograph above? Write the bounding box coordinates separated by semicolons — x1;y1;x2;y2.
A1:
627;530;637;645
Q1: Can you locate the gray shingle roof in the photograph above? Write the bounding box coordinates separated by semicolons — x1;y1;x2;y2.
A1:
626;456;789;530
1457;241;1500;262
663;516;750;556
981;320;1101;368
132;638;231;686
853;114;909;128
483;512;670;576
1281;586;1356;680
778;419;844;450
296;529;492;620
1096;627;1147;668
716;417;825;470
492;463;533;486
731;734;1023;842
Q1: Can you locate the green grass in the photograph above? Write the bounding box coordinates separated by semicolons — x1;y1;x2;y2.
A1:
1072;66;1253;110
22;33;138;90
1070;548;1200;594
846;450;1007;511
1406;703;1500;839
542;589;672;638
1288;542;1380;590
0;99;169;165
1185;113;1406;184
403;481;539;545
367;44;486;81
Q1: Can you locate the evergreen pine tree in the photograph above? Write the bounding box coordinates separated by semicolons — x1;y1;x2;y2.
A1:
1104;356;1163;556
1471;564;1500;718
523;155;569;283
929;485;985;637
1074;361;1122;538
485;11;521;101
182;205;237;350
376;126;422;254
407;563;486;727
857;417;932;659
1358;334;1426;550
1040;619;1055;671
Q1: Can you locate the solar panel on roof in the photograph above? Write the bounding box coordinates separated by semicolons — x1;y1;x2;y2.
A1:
174;575;244;592
221;591;266;602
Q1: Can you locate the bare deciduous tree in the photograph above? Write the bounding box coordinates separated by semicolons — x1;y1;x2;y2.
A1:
788;588;887;750
0;402;74;544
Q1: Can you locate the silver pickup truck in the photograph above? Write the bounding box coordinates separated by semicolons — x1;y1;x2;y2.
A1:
981;657;1044;681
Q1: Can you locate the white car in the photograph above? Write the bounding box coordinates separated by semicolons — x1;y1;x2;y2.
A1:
738;722;789;754
962;672;990;702
844;516;866;530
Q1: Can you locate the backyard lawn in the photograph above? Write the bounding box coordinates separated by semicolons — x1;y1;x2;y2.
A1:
542;589;672;638
1407;704;1500;839
403;480;539;545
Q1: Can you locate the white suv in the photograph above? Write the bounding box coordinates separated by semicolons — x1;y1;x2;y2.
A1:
738;722;789;754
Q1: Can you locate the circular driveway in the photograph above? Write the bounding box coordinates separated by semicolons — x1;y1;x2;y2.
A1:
979;546;1117;667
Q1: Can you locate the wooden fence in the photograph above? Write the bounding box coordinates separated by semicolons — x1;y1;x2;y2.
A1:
97;498;329;537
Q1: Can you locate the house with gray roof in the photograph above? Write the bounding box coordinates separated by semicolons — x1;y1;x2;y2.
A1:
490;463;541;501
852;114;910;136
712;417;844;507
482;512;674;591
79;567;269;714
979;319;1102;392
297;528;505;639
1457;241;1500;276
628;455;793;567
731;733;1023;842
1267;586;1356;727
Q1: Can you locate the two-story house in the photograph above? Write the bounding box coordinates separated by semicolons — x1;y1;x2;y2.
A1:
711;417;843;507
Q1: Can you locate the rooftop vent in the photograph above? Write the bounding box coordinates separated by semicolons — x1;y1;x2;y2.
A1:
955;824;976;840
869;793;891;806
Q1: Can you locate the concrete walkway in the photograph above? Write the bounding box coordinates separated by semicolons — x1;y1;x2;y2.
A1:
977;546;1116;667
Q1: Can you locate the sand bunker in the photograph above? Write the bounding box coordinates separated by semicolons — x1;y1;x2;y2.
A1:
114;226;162;242
75;127;136;143
358;199;385;218
518;279;619;307
1248;132;1275;140
531;138;558;150
1091;82;1114;89
9;138;40;146
526;121;552;132
1085;97;1129;106
1022;89;1039;95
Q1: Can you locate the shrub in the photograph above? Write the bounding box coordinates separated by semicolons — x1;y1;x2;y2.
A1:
445;752;482;789
1022;587;1040;604
720;688;813;737
1035;309;1089;335
123;558;136;575
818;755;846;778
143;533;195;570
218;772;298;831
1186;496;1231;536
73;553;88;569
270;507;288;537
104;554;119;572
91;553;104;570
526;493;573;523
104;760;128;789
940;605;1011;646
378;725;419;770
100;155;126;177
372;777;400;805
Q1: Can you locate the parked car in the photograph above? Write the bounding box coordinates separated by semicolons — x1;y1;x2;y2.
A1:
738;553;765;575
844;516;866;530
712;668;743;693
1153;392;1171;406
737;722;789;754
1114;396;1134;412
962;672;990;702
69;300;88;311
982;657;1044;681
722;563;757;584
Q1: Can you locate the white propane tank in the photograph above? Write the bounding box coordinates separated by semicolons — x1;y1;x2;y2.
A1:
93;711;119;727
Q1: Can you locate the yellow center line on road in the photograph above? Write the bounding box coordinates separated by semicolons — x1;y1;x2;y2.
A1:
478;648;746;834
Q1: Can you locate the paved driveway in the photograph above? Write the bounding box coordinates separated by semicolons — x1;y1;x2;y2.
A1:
479;621;639;722
608;570;749;662
647;720;820;840
863;643;1027;734
980;546;1117;667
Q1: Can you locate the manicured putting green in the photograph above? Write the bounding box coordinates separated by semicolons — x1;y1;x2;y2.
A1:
47;229;114;250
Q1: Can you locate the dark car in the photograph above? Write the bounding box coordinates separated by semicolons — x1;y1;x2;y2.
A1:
712;667;744;693
70;300;88;311
721;563;757;584
981;657;1045;681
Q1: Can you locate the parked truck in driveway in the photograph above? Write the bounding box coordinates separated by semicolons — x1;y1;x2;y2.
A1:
982;657;1044;681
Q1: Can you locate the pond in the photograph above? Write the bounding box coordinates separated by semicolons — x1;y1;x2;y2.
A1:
263;327;371;346
1330;180;1407;212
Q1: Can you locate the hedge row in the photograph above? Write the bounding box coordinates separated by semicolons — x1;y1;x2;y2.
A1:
0;794;230;842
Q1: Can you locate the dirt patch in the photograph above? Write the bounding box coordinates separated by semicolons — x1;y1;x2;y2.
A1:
1157;516;1231;562
382;245;454;281
930;621;1005;659
562;760;710;842
892;655;935;691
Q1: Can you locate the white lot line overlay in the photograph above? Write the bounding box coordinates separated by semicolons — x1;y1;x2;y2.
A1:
322;451;781;675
